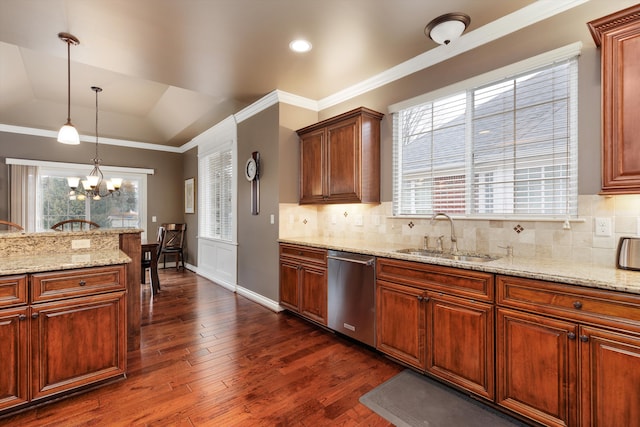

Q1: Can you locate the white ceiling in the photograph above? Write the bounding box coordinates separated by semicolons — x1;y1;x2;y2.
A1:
0;0;585;148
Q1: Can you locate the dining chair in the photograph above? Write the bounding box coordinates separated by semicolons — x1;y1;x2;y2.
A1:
0;220;24;231
51;219;100;231
159;223;186;270
141;226;164;294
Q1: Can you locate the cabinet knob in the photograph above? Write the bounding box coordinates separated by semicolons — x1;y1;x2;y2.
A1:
31;312;39;319
573;301;582;309
79;280;87;286
567;332;576;340
580;335;589;342
18;314;27;321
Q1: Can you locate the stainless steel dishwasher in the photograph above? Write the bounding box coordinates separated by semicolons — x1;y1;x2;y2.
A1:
327;250;376;347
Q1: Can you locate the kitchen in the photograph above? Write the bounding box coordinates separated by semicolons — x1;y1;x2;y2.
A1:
2;1;640;425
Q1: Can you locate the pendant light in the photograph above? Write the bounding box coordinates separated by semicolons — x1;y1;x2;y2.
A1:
57;32;80;145
425;13;471;46
67;86;122;201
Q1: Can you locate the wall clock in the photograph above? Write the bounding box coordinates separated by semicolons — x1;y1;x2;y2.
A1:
246;151;260;215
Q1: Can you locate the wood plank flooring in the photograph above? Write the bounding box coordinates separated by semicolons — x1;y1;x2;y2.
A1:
3;269;401;426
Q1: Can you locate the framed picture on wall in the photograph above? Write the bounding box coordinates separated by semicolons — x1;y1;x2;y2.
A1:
184;177;195;214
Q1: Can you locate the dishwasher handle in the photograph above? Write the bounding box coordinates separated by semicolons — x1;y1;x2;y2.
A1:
327;254;374;266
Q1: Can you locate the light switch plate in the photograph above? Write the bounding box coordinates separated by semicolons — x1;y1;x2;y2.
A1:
595;217;612;237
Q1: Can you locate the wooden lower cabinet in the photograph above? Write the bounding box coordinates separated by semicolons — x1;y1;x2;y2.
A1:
279;244;328;325
497;308;578;427
427;293;494;399
376;258;495;400
30;291;127;401
497;274;640;426
579;326;640;427
0;265;127;415
0;307;28;411
376;280;426;369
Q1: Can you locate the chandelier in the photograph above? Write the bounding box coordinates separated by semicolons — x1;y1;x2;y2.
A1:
67;86;122;201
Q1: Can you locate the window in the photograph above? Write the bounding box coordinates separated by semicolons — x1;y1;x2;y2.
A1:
393;53;578;218
7;159;150;233
38;167;144;230
199;145;233;241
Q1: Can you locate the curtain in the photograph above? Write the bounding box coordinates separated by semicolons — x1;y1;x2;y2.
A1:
10;164;38;232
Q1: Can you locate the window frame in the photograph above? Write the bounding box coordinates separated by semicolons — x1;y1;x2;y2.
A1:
6;158;152;234
390;43;581;220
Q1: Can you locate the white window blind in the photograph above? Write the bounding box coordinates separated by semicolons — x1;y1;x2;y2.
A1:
393;56;578;218
200;147;233;241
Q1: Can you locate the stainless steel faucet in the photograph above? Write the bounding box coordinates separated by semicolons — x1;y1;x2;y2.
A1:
430;212;458;253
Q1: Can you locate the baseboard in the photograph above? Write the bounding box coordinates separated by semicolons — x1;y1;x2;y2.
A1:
236;285;283;313
185;264;283;313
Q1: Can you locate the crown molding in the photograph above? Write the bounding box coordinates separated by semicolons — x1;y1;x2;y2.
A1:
0;124;182;153
317;0;589;110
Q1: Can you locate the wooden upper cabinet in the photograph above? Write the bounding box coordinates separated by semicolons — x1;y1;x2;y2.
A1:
588;5;640;194
297;107;383;204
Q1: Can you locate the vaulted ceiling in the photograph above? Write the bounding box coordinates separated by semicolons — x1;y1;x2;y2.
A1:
0;1;586;148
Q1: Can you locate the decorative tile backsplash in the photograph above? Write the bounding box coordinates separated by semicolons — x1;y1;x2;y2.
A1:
280;195;640;267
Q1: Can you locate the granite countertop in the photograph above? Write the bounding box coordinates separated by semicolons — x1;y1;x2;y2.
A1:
279;237;640;295
0;250;132;275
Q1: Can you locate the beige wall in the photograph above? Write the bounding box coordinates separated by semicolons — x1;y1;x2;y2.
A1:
236;105;280;300
182;146;198;265
318;0;638;199
0;131;184;238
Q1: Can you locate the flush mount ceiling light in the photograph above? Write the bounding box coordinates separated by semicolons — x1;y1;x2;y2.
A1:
67;86;122;201
57;32;81;145
424;12;471;45
289;39;312;53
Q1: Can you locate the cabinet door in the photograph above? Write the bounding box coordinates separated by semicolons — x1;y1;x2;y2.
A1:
299;129;326;203
427;293;494;399
0;307;29;411
326;116;361;202
588;5;640;193
30;292;126;401
496;308;578;427
299;265;327;325
580;326;640;427
279;260;300;312
376;280;426;370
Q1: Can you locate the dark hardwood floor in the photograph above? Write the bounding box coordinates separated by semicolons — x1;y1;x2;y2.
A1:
3;269;400;426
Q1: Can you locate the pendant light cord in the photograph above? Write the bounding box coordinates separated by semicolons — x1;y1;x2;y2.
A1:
66;40;71;123
94;86;99;158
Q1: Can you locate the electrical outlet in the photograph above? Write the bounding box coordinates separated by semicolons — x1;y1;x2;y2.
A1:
354;214;364;226
71;239;91;249
595;217;612;237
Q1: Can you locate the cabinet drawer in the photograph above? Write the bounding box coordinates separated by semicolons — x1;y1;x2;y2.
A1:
31;265;126;302
377;258;494;301
279;244;327;266
497;275;640;331
0;275;27;308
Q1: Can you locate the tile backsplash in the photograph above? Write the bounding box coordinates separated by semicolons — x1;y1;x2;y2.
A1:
280;195;640;267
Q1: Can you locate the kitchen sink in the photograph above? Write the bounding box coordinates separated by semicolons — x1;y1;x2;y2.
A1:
395;248;499;263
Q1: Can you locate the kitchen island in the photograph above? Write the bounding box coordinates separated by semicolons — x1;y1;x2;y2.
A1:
0;228;139;415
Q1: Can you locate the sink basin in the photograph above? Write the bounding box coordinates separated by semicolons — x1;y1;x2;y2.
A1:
395;248;443;257
395;248;499;263
438;253;498;263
